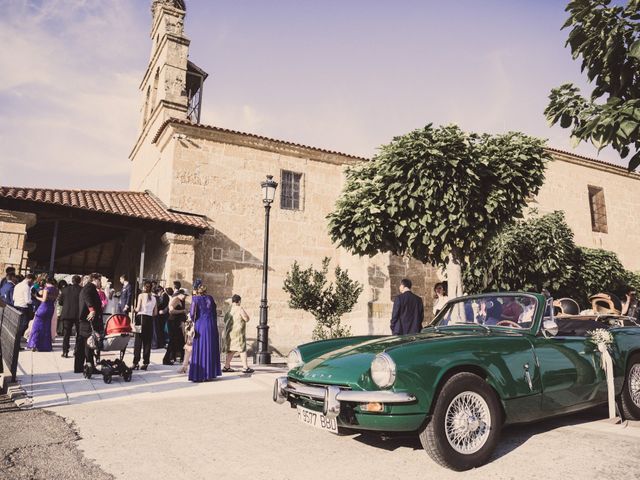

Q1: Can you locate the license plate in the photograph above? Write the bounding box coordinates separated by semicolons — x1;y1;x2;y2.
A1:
296;406;338;434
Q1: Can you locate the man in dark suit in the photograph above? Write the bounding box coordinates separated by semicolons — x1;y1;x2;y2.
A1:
75;273;103;373
390;278;424;335
59;274;82;358
118;274;132;315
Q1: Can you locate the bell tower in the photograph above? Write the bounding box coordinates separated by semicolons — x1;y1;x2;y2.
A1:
129;0;208;193
141;0;189;129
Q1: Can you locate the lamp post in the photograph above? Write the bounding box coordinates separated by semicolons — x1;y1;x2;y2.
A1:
256;174;278;365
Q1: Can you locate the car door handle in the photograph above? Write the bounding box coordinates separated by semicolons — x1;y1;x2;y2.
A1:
524;363;533;391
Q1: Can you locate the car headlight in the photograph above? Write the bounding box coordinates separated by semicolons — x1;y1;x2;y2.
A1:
370;353;396;388
287;348;304;370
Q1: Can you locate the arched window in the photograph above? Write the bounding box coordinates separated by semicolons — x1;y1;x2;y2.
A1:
143;86;151;125
150;68;159;113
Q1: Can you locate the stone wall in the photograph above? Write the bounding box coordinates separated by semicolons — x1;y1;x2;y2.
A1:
0;210;35;275
534;152;640;272
170;135;352;351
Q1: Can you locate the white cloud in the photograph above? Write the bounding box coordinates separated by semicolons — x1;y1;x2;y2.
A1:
0;0;146;189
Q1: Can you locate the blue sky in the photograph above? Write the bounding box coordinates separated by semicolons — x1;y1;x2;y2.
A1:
0;0;625;189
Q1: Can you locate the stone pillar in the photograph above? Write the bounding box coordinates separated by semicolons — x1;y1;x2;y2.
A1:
161;232;197;290
0;210;36;274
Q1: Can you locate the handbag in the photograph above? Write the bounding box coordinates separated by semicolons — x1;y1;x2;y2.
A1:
132;314;142;334
86;330;103;350
184;315;195;346
86;320;103;350
23;320;33;341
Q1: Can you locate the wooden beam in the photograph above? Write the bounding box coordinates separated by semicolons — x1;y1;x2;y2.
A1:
48;220;59;274
80;248;88;274
95;242;105;271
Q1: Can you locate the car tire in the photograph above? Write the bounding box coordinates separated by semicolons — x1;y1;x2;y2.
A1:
620;354;640;421
419;372;502;471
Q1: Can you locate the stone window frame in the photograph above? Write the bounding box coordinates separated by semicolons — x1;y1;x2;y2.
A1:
587;185;608;234
280;169;304;211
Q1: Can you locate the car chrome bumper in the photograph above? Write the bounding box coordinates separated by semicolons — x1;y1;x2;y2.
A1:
273;376;416;419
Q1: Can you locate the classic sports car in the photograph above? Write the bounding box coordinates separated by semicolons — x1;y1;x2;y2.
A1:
273;292;640;471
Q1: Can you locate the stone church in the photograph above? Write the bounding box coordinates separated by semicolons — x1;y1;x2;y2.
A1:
1;0;640;353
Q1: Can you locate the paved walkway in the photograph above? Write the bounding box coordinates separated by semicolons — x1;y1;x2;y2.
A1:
16;337;286;409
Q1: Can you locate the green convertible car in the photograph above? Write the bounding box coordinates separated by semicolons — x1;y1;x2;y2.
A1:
273;292;640;471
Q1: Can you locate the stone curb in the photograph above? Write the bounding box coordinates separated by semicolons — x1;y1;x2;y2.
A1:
5;381;32;409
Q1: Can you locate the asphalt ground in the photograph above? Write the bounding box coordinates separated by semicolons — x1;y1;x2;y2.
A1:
10;344;640;479
0;395;113;480
52;379;640;480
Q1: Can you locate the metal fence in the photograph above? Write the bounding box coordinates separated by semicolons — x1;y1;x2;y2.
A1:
0;301;22;384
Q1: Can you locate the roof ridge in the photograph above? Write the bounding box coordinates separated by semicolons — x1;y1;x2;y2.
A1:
152;117;369;161
0;186;147;195
546;147;637;175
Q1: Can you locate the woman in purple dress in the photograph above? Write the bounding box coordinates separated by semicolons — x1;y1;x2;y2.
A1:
27;277;58;352
188;282;221;382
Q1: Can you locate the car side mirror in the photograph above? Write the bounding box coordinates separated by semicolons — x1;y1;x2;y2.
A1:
541;318;558;337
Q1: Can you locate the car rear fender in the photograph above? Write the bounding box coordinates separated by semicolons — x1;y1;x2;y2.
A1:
609;328;640;393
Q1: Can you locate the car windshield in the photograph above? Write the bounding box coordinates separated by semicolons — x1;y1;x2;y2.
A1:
431;294;538;330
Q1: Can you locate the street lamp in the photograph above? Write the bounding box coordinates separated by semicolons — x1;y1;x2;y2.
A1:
256;174;278;364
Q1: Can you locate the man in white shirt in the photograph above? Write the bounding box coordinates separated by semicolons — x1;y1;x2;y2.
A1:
13;273;35;347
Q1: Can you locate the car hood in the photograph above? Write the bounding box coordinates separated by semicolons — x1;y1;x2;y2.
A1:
292;328;501;385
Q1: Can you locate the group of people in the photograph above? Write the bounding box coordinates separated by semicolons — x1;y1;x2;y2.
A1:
0;267;255;383
0;268;61;352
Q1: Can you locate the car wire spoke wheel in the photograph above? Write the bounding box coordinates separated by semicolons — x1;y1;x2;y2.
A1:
444;391;491;454
620;356;640;421
630;364;640;408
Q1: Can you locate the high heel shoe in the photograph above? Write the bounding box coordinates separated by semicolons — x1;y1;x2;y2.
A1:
141;364;149;371
132;364;140;370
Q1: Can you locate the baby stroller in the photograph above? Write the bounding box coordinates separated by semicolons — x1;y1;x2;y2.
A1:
83;314;134;384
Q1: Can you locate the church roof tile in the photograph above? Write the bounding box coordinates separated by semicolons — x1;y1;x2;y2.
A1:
0;187;209;230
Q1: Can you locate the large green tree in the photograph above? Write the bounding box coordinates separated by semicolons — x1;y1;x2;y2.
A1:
328;124;550;297
545;0;640;170
464;211;576;294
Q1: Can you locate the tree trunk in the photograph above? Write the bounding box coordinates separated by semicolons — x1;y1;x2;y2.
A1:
446;252;464;299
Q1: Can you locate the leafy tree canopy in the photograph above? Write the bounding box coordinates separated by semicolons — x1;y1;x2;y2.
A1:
567;246;634;304
464;211;576;294
328;124;549;295
464;209;637;307
545;0;640;170
283;257;363;340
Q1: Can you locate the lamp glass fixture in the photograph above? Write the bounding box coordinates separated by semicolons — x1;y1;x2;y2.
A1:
261;175;278;204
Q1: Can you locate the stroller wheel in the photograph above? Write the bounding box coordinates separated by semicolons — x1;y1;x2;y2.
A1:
83;365;93;379
123;370;132;382
103;374;113;384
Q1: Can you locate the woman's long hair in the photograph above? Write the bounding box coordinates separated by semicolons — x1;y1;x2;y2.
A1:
143;281;153;302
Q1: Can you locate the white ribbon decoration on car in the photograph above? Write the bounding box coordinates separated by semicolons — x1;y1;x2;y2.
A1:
597;342;616;419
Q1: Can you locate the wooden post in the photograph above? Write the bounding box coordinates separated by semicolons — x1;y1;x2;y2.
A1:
48;220;59;275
